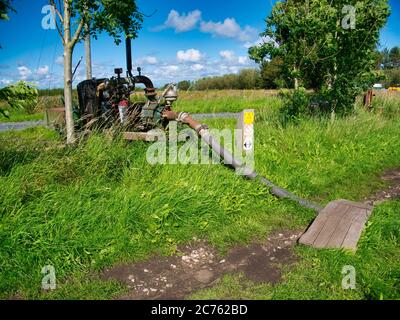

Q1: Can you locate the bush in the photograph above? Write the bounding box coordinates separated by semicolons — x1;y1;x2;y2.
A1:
384;68;400;87
279;88;310;124
177;80;191;91
0;81;38;116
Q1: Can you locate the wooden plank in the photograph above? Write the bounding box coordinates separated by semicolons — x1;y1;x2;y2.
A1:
298;201;340;246
341;208;370;250
298;199;374;250
325;206;360;248
312;202;349;248
334;199;373;211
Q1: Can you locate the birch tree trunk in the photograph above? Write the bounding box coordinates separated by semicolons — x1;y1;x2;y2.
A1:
63;46;75;144
84;23;92;80
63;0;75;144
294;65;299;90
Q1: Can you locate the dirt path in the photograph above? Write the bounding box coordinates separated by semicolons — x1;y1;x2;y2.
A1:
101;230;302;300
101;169;400;300
364;168;400;205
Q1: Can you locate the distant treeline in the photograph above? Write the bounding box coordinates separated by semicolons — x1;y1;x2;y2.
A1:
39;47;400;96
38;88;66;97
182;69;262;91
173;67;282;91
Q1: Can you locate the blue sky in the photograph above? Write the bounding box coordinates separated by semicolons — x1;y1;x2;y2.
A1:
0;0;399;88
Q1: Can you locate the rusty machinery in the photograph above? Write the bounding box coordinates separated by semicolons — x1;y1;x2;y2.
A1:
71;37;177;133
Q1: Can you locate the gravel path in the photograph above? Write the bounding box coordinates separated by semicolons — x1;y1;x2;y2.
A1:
0;120;45;132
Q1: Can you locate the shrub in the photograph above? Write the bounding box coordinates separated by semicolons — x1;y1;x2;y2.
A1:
0;81;38;116
279;88;310;124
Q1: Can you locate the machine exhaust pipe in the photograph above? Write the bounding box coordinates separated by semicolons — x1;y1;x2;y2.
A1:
125;35;155;90
126;36;133;78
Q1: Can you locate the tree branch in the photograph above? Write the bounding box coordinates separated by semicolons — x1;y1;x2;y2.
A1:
71;18;85;48
55;20;65;45
49;0;63;23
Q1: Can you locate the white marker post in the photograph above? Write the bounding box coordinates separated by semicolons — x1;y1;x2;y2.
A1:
235;109;255;174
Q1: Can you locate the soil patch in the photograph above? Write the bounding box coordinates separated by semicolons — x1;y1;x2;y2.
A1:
365;168;400;205
101;230;302;300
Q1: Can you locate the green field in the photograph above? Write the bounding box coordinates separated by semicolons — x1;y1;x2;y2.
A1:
1;90;400;299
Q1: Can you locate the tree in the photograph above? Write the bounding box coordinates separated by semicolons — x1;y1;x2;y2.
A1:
49;0;143;144
0;0;14;20
0;82;38;117
177;80;191;91
84;23;92;80
384;68;400;87
250;0;390;115
0;0;15;48
259;57;285;89
237;69;260;89
388;47;400;69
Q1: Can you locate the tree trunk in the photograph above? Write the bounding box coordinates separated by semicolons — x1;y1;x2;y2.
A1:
63;0;75;144
294;65;299;90
63;45;75;144
294;77;299;90
84;23;92;80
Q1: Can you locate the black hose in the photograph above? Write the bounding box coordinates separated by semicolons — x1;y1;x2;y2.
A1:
198;128;323;212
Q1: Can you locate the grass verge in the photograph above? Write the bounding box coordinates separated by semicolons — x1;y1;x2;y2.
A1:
1;91;400;299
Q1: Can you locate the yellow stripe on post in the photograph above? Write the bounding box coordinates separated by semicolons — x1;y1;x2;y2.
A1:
243;111;255;125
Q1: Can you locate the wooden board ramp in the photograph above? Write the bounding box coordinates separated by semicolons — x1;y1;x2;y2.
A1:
298;199;374;250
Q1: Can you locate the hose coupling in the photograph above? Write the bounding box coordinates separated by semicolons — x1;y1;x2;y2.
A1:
177;112;190;123
194;124;209;134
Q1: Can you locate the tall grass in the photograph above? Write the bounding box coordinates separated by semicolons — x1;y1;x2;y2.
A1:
174;90;282;114
0;91;400;299
371;91;400;118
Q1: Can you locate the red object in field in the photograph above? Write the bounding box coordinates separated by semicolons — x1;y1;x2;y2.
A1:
118;99;129;107
118;99;129;123
363;89;373;109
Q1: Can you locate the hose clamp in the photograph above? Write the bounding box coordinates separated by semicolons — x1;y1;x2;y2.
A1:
195;124;209;134
177;112;190;123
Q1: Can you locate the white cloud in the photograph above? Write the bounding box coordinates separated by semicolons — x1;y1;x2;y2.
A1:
164;65;179;73
200;18;257;42
153;9;202;32
244;36;275;49
0;79;12;86
36;65;49;75
238;56;249;65
219;51;250;65
17;66;32;80
228;66;240;74
191;64;204;71
177;49;203;63
219;50;235;61
55;56;64;65
137;56;158;65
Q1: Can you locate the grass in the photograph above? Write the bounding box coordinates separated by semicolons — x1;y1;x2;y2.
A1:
174;90;282;114
190;199;400;300
1;90;400;300
0;111;44;123
0;96;63;123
